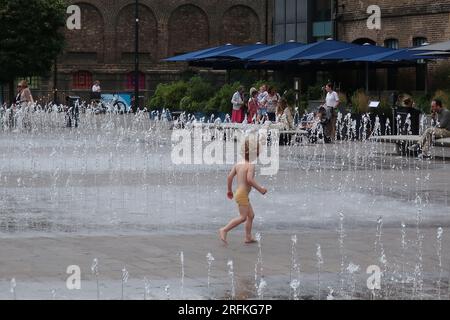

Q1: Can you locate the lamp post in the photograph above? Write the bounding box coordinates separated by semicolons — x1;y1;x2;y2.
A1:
134;0;140;112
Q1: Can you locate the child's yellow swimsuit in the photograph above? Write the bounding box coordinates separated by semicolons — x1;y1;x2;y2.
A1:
235;187;250;206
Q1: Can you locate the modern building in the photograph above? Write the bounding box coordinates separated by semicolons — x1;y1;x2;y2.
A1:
273;0;450;92
274;0;335;44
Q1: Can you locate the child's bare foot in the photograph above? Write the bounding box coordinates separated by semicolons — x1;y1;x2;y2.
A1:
219;229;228;245
245;238;258;244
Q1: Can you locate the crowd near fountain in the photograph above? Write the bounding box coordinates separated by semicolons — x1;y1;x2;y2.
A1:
0;101;449;300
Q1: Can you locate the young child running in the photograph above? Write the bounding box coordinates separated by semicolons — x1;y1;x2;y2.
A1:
219;137;267;245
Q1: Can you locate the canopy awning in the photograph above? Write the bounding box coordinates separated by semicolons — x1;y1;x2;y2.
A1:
252;39;357;61
411;40;450;52
163;40;449;67
346;48;441;62
163;44;237;62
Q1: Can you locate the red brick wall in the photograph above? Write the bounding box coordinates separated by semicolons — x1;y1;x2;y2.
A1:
56;0;273;96
221;5;261;45
337;0;450;92
168;4;210;56
338;0;450;46
64;3;105;62
116;4;158;63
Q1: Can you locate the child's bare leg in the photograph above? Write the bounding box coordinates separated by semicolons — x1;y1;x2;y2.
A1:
245;204;256;243
220;206;249;244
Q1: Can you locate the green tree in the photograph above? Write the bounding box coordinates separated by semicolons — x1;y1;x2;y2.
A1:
0;0;66;102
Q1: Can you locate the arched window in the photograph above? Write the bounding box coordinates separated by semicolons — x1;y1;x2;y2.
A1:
384;38;399;49
73;71;93;90
127;72;146;90
352;38;376;46
413;37;428;47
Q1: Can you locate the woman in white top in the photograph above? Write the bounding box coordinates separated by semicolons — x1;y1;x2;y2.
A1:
16;80;34;108
231;86;245;123
92;81;101;93
323;83;340;142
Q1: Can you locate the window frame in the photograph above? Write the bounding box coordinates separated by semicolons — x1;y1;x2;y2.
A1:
72;71;93;90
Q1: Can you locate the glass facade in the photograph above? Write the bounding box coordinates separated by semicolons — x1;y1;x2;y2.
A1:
274;0;333;44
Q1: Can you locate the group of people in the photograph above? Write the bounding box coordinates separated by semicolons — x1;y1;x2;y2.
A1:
12;79;102;109
231;82;341;143
231;85;293;129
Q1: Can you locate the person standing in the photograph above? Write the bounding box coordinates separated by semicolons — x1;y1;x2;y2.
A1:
247;88;259;123
257;85;268;105
276;98;294;130
231;86;245;123
409;99;450;158
257;85;268;123
92;80;101;93
324;83;340;142
15;80;34;108
262;86;280;122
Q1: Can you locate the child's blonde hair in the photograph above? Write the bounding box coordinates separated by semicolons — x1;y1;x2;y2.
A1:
241;135;260;162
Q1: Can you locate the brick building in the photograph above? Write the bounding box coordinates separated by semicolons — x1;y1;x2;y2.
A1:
337;0;450;91
4;0;450;104
39;0;272;103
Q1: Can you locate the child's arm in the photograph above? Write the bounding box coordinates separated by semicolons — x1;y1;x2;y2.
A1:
227;166;237;199
247;165;267;195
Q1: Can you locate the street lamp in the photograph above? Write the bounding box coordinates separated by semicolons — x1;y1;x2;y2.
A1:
134;0;140;112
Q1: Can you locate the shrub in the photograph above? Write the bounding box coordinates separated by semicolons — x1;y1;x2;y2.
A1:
206;82;242;114
149;81;188;110
307;85;324;101
338;93;348;110
282;89;297;107
376;94;392;116
186;76;215;104
413;94;432;114
351;89;369;114
433;90;450;110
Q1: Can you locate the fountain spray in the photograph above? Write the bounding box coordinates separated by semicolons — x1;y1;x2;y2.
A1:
91;258;100;300
228;260;236;300
290;235;301;299
206;253;215;290
144;277;151;301
121;267;129;300
316;244;324;300
180;251;185;298
436;227;443;300
338;213;346;297
10;278;16;300
254;233;263;297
